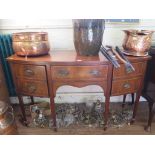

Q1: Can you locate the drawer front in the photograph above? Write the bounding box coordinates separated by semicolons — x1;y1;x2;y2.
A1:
52;65;108;80
14;64;46;80
111;78;141;96
113;62;146;79
17;79;48;97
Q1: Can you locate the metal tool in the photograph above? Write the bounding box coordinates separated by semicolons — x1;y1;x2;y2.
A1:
100;45;120;68
106;45;135;73
115;46;135;71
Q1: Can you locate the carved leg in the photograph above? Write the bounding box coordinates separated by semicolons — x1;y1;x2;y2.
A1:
104;95;110;131
50;96;57;131
18;95;29;126
30;96;35;105
145;102;155;132
130;92;141;124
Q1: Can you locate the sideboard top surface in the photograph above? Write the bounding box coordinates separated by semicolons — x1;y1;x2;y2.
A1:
7;50;151;65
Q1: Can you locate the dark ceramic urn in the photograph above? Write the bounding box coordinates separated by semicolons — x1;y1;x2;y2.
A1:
73;19;105;56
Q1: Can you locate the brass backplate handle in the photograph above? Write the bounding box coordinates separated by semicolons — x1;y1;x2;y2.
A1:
89;70;100;76
58;69;69;76
24;68;34;76
27;84;37;93
123;83;131;89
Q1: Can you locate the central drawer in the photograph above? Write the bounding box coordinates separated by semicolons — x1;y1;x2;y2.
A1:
51;65;108;80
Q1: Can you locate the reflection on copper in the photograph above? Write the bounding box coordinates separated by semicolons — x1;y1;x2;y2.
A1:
12;32;50;57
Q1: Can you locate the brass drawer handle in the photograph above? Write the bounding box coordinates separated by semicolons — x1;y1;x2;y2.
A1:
26;84;37;93
89;70;100;76
24;69;34;76
58;69;69;77
123;83;131;89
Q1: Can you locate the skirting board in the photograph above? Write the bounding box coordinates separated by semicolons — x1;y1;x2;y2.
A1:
9;92;146;105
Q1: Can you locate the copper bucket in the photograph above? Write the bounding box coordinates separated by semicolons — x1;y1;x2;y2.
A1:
122;30;154;56
0;101;18;135
12;32;50;57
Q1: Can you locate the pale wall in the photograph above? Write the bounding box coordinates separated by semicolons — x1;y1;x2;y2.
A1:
0;19;154;104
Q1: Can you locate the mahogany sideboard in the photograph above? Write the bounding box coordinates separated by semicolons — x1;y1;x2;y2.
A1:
7;50;150;131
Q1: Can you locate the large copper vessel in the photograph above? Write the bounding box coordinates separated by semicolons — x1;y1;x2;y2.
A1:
12;32;50;57
123;30;154;56
0;101;18;135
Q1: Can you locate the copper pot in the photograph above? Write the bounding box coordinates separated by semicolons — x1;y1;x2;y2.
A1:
0;101;9;119
0;112;18;135
0;101;18;135
12;32;50;57
122;30;154;56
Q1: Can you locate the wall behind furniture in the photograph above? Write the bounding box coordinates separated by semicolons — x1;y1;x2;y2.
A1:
0;19;154;104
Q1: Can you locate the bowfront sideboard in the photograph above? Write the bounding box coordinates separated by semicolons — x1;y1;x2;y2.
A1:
7;50;150;131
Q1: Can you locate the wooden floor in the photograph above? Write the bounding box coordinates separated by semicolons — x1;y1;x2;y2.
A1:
14;102;155;135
